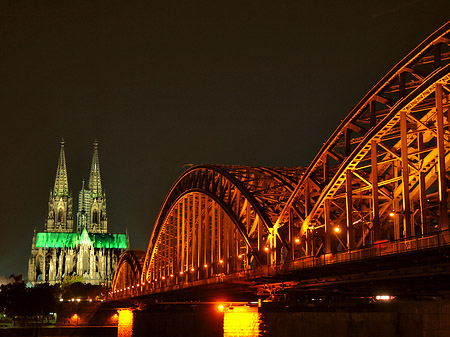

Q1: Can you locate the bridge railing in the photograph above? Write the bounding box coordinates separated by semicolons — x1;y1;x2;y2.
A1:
281;229;450;274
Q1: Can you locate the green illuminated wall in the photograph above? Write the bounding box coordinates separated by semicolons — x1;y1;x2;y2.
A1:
35;231;128;249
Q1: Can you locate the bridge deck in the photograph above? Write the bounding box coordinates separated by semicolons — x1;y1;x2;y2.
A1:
109;230;450;302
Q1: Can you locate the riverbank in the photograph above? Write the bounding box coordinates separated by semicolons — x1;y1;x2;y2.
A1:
0;326;117;337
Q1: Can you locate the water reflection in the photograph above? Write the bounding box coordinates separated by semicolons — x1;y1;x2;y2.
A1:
117;309;133;337
223;305;263;337
116;304;264;337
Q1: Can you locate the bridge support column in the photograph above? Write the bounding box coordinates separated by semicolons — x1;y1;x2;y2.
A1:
205;198;210;278
400;110;413;237
436;83;449;231
324;199;332;254
289;208;295;259
418;134;428;235
371;141;380;243
346;169;354;250
197;195;203;280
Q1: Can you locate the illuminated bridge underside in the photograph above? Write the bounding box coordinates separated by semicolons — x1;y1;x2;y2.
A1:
112;22;450;299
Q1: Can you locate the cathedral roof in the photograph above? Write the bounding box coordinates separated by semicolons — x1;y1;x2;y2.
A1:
35;231;128;249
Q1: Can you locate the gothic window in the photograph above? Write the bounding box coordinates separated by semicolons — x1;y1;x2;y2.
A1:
45;253;52;281
83;252;89;274
57;207;64;223
36;255;43;281
92;210;99;224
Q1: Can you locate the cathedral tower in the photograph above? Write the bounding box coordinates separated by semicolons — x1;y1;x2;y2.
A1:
28;139;127;286
45;138;73;232
76;140;108;233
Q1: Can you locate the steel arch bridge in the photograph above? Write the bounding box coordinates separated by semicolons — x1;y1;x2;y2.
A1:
111;21;450;298
111;250;146;292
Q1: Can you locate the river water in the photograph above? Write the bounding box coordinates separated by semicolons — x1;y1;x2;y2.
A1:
116;302;404;337
118;304;266;337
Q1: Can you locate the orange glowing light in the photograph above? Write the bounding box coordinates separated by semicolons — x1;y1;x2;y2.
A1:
389;212;395;217
223;306;261;337
219;260;224;264
334;227;341;233
118;309;134;337
204;264;208;268
179;271;184;275
218;304;224;312
238;255;242;259
170;274;174;277
295;238;300;243
264;247;269;251
162;276;165;280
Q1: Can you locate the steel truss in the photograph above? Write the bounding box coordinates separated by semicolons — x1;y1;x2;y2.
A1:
112;250;145;292
275;22;450;259
125;21;450;293
141;165;301;283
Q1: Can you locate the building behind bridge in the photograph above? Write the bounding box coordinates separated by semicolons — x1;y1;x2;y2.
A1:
27;139;129;286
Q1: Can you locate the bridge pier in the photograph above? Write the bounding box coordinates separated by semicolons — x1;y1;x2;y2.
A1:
110;298;450;337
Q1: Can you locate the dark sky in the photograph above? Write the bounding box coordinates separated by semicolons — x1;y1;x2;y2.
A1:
1;0;449;277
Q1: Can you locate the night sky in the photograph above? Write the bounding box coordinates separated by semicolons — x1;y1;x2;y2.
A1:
1;1;449;278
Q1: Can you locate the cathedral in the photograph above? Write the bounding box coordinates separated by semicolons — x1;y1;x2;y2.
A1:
28;139;129;286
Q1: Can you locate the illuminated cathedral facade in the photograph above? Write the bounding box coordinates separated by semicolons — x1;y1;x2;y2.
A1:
28;139;129;286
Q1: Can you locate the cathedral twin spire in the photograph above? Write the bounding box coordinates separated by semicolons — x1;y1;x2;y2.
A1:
53;138;102;196
46;139;107;233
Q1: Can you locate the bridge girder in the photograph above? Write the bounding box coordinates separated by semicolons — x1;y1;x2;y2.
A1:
113;21;450;300
275;22;450;258
141;165;301;284
111;250;146;292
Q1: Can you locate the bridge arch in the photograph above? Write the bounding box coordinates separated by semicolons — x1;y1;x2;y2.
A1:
111;250;145;292
111;21;450;301
275;21;450;258
141;165;301;283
